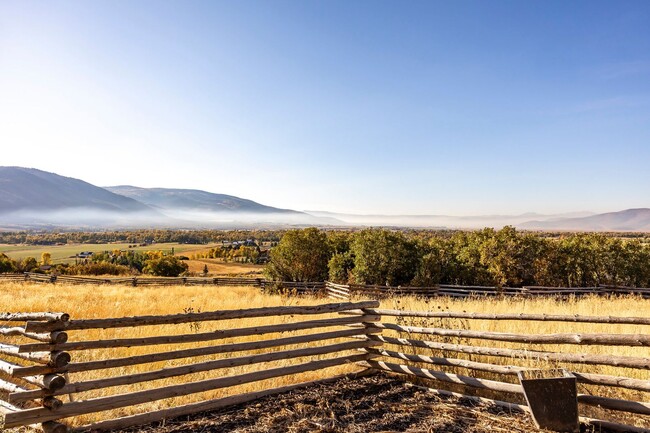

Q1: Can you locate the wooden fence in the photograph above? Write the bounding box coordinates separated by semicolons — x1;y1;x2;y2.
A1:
2;273;649;300
325;281;650;300
353;307;650;433
0;301;380;432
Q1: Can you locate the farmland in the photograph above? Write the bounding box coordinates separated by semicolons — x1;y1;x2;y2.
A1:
1;281;649;431
0;242;216;265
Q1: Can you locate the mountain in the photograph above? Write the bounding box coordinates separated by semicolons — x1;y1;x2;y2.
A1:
304;210;596;229
105;186;344;226
519;208;650;231
0;167;153;214
106;186;298;214
0;167;341;228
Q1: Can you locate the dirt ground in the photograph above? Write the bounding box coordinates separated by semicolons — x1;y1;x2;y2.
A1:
112;375;613;433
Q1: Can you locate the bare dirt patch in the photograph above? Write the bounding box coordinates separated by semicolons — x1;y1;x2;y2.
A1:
111;375;609;433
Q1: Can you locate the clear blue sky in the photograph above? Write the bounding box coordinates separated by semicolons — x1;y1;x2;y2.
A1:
1;0;649;215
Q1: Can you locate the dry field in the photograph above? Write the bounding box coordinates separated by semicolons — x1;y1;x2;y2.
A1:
2;282;649;430
184;258;264;276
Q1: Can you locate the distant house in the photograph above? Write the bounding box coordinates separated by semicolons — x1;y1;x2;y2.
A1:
78;251;94;259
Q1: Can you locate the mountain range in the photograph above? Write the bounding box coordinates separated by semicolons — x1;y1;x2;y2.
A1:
0;166;648;231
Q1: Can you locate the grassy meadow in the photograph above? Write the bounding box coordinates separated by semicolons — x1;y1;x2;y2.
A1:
1;282;649;428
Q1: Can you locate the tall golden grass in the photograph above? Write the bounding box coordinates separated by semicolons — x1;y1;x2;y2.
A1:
1;282;648;428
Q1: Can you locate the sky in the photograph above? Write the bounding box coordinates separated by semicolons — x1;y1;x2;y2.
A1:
1;0;649;216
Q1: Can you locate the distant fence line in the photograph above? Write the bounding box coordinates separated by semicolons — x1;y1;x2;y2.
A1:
1;272;649;299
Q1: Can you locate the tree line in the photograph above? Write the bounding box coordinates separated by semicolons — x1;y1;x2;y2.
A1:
265;227;650;288
0;250;188;277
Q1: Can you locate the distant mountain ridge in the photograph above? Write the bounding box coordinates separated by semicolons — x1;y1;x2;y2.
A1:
0;167;152;213
0;167;647;231
519;208;650;231
0;167;339;228
105;186;299;214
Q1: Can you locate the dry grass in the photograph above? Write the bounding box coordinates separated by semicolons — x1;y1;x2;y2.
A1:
373;294;650;428
184;258;264;276
2;283;649;430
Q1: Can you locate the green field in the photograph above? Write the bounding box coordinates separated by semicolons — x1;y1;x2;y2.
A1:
0;242;219;264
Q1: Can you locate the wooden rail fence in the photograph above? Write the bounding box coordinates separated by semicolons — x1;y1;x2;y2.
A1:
325;281;650;300
355;307;650;433
0;301;380;432
2;273;649;300
2;301;649;432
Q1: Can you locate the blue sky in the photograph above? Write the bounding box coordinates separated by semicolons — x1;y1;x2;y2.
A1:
1;1;649;215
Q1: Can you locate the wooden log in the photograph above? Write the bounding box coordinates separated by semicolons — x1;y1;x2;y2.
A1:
25;300;379;332
326;287;351;297
0;313;69;323
578;394;650;416
42;397;63;410
363;360;523;394
366;308;650;325
0;343;52;365
19;314;380;353
0;377;28;394
572;372;650;393
368;335;650;370
0;328;68;344
580;417;650;433
365;348;526;375
368;347;650;393
373;322;650;346
7;329;377;382
21;374;66;391
42;421;69;433
2;353;371;427
71;369;374;432
14;340;377;402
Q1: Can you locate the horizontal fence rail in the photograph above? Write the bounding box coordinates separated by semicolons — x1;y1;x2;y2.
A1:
0;300;380;432
360;306;650;432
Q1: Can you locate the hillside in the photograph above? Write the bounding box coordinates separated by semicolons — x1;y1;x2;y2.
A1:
0;167;153;213
106;186;299;214
519;208;650;231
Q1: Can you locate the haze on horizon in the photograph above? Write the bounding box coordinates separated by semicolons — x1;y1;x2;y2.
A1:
1;1;649;217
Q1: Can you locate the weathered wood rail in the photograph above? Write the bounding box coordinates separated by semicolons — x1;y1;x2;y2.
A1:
0;301;380;432
357;307;650;433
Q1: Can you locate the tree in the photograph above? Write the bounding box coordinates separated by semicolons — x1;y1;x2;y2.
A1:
265;228;331;282
328;251;354;283
350;229;419;286
143;256;188;277
0;253;16;273
40;252;52;266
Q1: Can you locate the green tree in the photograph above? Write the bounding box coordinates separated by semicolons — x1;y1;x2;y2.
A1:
143;256;188;277
328;251;354;283
0;253;16;273
265;228;331;282
350;229;419;286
